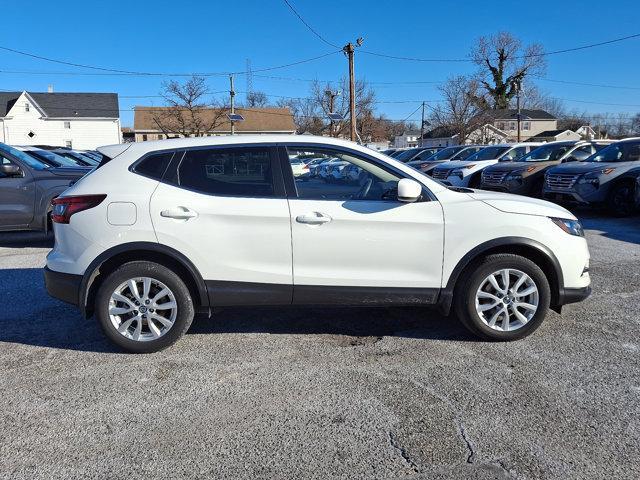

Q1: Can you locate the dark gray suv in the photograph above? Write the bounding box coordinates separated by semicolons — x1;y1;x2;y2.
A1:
0;143;91;233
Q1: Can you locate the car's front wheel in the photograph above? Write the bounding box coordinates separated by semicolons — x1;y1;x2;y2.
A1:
95;261;194;353
454;254;551;341
607;182;636;217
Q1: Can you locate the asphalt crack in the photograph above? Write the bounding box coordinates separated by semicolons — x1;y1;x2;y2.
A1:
387;431;419;473
458;423;476;463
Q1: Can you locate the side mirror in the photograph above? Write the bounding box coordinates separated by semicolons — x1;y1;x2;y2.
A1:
397;178;422;203
0;164;22;177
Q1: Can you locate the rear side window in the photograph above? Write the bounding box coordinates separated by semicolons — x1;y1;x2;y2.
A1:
175;147;274;197
133;151;174;179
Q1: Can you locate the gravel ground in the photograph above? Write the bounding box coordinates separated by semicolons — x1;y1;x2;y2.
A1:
0;213;639;479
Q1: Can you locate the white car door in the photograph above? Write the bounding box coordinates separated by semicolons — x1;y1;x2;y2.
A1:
149;145;293;305
282;145;444;304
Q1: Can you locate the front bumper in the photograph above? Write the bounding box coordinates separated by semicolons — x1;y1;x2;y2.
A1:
44;266;81;306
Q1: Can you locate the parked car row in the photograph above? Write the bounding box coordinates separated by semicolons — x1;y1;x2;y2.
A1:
396;138;640;216
0;142;92;232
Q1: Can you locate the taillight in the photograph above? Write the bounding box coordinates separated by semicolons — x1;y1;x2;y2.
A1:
51;194;106;224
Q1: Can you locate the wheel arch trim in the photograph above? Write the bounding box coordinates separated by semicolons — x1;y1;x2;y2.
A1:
438;236;565;315
78;241;209;317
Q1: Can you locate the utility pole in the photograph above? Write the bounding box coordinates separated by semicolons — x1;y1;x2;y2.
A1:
343;38;363;142
325;89;340;137
229;74;236;135
514;80;522;142
420;101;426;147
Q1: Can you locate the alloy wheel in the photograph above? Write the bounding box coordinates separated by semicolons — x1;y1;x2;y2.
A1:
475;268;539;332
108;277;178;342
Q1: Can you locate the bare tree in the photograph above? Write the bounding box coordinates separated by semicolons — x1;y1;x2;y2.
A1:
471;32;546;110
151;76;227;137
245;91;269;108
275;97;323;134
311;78;376;138
631;113;640;135
430;76;488;143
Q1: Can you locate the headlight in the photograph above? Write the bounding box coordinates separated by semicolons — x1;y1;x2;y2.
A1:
577;174;599;187
550;217;584;237
450;169;464;179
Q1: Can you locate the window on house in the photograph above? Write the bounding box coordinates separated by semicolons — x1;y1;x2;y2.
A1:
65;140;72;148
64;121;71;129
509;122;516;130
142;134;148;141
24;102;30;112
522;121;530;131
157;134;164;140
497;122;505;130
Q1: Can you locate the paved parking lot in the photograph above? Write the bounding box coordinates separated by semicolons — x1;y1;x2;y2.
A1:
1;213;639;480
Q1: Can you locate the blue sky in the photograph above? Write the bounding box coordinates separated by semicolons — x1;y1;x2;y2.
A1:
2;0;640;127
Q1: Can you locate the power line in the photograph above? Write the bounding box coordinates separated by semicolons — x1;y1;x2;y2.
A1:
0;46;341;76
281;0;340;49
534;76;640;91
401;103;424;122
359;32;640;63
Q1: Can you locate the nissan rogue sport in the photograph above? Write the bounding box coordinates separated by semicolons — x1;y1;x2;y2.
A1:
44;136;591;353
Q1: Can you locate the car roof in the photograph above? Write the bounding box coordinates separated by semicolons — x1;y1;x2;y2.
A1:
97;135;402;160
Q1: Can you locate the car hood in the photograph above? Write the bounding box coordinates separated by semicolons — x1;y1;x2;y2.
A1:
439;160;495;170
546;162;609;175
466;189;576;219
487;161;556;173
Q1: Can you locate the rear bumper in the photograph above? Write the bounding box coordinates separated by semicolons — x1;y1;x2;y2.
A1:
558;285;592;306
44;266;81;306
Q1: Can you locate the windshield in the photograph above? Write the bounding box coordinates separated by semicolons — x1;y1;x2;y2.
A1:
462;146;509;162
451;147;481;161
27;149;83;167
0;143;50;170
428;146;465;161
56;150;99;166
585;142;639;163
522;144;573;162
394;148;422;162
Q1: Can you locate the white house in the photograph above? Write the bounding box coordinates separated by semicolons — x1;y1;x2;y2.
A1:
0;91;121;149
393;130;420;148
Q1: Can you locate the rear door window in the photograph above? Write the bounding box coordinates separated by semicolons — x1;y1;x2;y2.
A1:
172;147;276;197
133;151;175;179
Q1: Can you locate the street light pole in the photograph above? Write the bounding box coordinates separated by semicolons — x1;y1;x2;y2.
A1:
229;74;236;135
343;38;363;143
325;89;340;137
420;101;426;147
515;80;522;142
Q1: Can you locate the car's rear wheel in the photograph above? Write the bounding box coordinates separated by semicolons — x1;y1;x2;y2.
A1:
454;254;550;341
95;261;194;353
607;182;635;217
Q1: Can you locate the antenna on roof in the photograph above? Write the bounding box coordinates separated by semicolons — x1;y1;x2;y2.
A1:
47;84;54;93
245;59;253;103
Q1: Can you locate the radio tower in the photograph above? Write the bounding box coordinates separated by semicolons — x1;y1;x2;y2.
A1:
245;58;253;104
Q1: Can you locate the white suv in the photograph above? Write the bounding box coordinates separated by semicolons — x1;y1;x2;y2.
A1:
44;135;591;353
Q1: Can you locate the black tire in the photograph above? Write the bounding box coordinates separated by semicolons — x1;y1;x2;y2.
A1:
530;178;544;198
606;182;635;217
454;254;551;341
468;173;482;188
95;261;194;353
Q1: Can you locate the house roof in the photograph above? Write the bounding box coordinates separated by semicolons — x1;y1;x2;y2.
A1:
421;125;459;139
530;129;573;138
0;91;119;118
134;106;296;133
484;109;557;121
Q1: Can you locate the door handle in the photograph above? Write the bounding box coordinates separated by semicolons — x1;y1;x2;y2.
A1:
160;207;198;220
296;212;332;225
